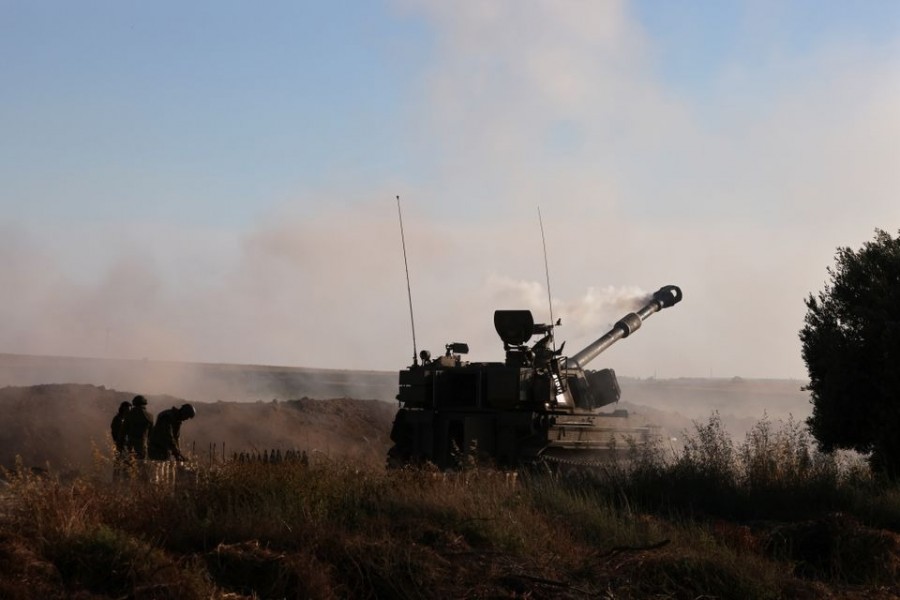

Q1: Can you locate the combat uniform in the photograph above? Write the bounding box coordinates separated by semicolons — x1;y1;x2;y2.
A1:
110;407;130;453
148;407;187;460
124;404;154;459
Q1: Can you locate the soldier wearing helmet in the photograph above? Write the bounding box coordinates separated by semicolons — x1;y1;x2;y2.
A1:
148;403;196;461
110;400;133;481
110;401;132;454
123;395;154;459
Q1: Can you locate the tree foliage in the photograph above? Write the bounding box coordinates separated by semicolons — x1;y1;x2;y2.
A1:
801;229;900;475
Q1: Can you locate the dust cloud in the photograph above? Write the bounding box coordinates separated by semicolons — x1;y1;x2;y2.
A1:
0;382;396;473
0;353;813;474
0;354;398;405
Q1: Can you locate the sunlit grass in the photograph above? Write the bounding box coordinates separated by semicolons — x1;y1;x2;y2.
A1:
1;416;899;598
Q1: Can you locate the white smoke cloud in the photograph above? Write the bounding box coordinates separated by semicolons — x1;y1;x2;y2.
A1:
485;275;649;331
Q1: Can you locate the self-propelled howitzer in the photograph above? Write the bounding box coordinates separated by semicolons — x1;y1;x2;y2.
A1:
387;285;683;469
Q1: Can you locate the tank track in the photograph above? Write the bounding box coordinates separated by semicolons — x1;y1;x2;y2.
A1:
532;447;624;478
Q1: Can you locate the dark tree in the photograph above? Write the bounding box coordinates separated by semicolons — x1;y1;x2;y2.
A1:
801;229;900;476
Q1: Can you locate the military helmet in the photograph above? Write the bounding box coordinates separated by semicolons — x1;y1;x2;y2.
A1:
179;403;196;419
132;395;148;406
118;401;132;413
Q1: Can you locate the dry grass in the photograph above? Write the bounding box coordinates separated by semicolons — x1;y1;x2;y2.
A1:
0;417;899;598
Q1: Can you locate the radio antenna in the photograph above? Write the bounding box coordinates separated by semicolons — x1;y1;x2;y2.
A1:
538;206;556;352
397;196;419;366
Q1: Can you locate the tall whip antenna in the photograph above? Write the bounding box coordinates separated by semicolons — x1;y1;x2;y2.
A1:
397;196;419;366
538;206;556;351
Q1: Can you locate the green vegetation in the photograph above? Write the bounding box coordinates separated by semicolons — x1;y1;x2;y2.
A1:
801;228;900;476
1;417;899;599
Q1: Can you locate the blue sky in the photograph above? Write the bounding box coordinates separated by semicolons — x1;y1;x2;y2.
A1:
1;1;898;379
636;1;899;90
1;2;428;225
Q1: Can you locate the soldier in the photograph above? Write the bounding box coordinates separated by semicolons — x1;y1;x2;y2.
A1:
148;404;196;461
110;401;131;454
110;401;131;481
123;395;154;460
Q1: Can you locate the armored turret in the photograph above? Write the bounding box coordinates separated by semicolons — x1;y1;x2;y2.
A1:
388;285;683;469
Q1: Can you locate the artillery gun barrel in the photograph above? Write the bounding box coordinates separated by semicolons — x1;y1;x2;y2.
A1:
565;285;682;370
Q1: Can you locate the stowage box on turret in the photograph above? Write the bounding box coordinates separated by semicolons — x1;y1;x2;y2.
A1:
387;285;683;469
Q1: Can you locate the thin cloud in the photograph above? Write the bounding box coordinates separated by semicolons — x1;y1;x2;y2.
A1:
0;4;897;383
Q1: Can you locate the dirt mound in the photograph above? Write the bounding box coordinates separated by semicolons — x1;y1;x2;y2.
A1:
0;384;396;472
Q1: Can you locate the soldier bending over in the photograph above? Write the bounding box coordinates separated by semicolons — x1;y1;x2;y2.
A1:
149;404;196;461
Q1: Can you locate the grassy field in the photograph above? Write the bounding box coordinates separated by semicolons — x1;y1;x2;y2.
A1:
1;416;899;599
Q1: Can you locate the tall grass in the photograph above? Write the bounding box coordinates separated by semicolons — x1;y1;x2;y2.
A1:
595;413;885;524
1;415;899;598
